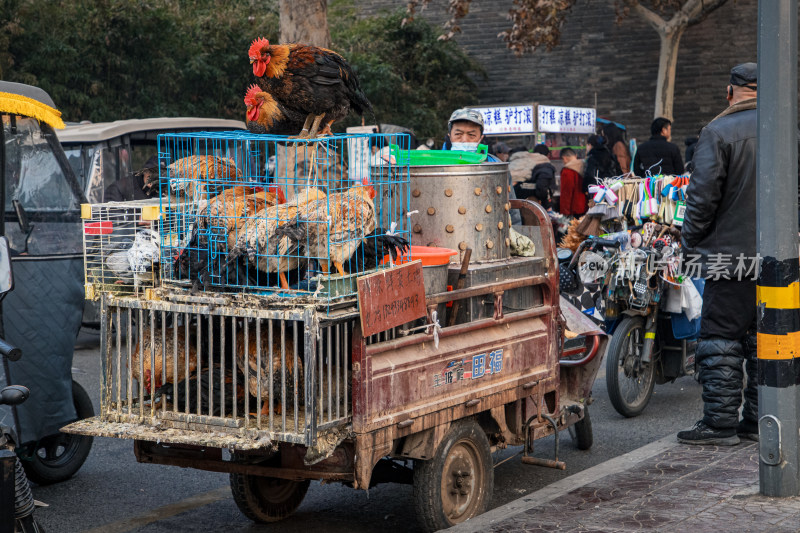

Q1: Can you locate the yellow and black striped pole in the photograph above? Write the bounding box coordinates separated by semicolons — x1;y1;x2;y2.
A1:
757;0;799;497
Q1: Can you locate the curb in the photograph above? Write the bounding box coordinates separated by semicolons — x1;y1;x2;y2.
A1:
445;434;680;532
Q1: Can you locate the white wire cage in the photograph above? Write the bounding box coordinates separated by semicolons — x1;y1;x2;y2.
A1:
82;200;164;299
158;131;412;301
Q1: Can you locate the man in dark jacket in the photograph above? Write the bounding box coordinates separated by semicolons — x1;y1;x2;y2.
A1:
104;155;161;202
631;117;684;176
677;62;759;446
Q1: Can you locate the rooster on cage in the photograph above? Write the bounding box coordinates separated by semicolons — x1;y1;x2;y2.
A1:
234;323;302;416
275;180;378;277
244;84;307;136
225;187;328;289
130;325;198;395
248;37;373;137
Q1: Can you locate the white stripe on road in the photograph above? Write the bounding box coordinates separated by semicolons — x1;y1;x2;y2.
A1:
82;486;230;533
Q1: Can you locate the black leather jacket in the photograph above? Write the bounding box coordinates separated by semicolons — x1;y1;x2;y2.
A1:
681;100;757;277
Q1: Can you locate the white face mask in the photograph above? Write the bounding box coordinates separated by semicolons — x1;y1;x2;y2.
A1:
450;142;479;152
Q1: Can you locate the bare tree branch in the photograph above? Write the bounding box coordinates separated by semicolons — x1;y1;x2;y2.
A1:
687;0;729;26
632;2;667;32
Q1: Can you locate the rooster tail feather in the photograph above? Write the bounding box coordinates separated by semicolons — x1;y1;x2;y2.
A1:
380;234;410;260
364;229;410;261
273;220;306;257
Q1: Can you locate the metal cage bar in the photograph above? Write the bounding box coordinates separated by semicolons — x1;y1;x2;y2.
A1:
99;297;355;446
157;132;412;306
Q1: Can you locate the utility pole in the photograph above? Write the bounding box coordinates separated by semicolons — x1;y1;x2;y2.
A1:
757;0;800;497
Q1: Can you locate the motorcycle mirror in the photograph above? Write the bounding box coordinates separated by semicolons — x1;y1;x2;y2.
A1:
0;236;13;295
0;385;29;406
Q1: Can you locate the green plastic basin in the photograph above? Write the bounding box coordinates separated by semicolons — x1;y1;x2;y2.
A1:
390;144;488;166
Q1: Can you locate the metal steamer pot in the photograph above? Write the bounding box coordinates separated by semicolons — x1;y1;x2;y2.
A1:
408;163;512;262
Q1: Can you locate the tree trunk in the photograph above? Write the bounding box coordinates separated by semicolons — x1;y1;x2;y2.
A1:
279;0;331;47
632;0;726;120
653;25;685;120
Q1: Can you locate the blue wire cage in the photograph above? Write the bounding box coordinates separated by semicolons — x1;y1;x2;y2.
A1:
158;131;412;301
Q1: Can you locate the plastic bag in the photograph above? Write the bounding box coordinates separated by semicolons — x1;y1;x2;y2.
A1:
681;278;703;321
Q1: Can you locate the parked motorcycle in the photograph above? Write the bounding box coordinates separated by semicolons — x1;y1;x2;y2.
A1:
561;237;700;418
0;237;45;532
2;384;45;533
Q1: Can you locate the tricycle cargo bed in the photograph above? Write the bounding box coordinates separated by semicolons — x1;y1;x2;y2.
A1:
65;254;554;449
82;292;359;448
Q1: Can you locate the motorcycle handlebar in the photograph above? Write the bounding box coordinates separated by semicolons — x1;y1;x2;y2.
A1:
588;238;622;249
0;338;21;361
567;238;622;270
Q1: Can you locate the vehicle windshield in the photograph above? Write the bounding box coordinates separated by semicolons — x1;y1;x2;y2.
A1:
3;115;83;255
63;139;132;203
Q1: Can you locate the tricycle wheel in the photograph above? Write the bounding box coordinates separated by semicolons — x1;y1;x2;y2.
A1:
229;473;310;523
413;419;493;532
606;316;656;418
570;406;593;450
22;380;94;485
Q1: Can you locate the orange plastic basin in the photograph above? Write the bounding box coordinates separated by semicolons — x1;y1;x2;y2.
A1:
382;245;458;266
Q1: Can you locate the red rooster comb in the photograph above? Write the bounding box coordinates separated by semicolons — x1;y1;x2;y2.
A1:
361;178;377;199
244;84;261;106
248;37;269;59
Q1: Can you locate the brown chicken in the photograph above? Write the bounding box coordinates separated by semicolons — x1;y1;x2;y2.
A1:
248;38;372;137
167;155;242;199
200;184;286;252
131;326;198;394
276;181;377;276
234;325;302;415
244;84;307;135
228;187;327;289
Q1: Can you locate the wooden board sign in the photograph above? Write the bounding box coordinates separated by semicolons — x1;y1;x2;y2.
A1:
357;260;426;338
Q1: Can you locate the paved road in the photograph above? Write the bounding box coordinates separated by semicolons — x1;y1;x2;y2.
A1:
30;329;704;533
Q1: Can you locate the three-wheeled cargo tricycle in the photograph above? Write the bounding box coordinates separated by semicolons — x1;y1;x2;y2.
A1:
0;81;94;486
64;131;606;531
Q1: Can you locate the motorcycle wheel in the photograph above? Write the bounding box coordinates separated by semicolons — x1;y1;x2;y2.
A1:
16;515;46;533
22;380;94;485
605;316;656;418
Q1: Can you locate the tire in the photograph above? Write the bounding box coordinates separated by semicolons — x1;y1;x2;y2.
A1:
605;316;656;418
413;419;493;532
15;514;46;532
571;406;593;450
230;474;310;523
22;380;94;485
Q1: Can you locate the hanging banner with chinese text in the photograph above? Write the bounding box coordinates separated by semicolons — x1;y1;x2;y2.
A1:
469;105;536;135
537;105;596;134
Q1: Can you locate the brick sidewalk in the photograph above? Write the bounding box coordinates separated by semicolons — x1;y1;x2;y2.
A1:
450;437;800;533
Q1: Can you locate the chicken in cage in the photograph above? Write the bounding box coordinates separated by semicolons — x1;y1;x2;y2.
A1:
105;303;353;439
158;131;412;300
82;200;163;298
